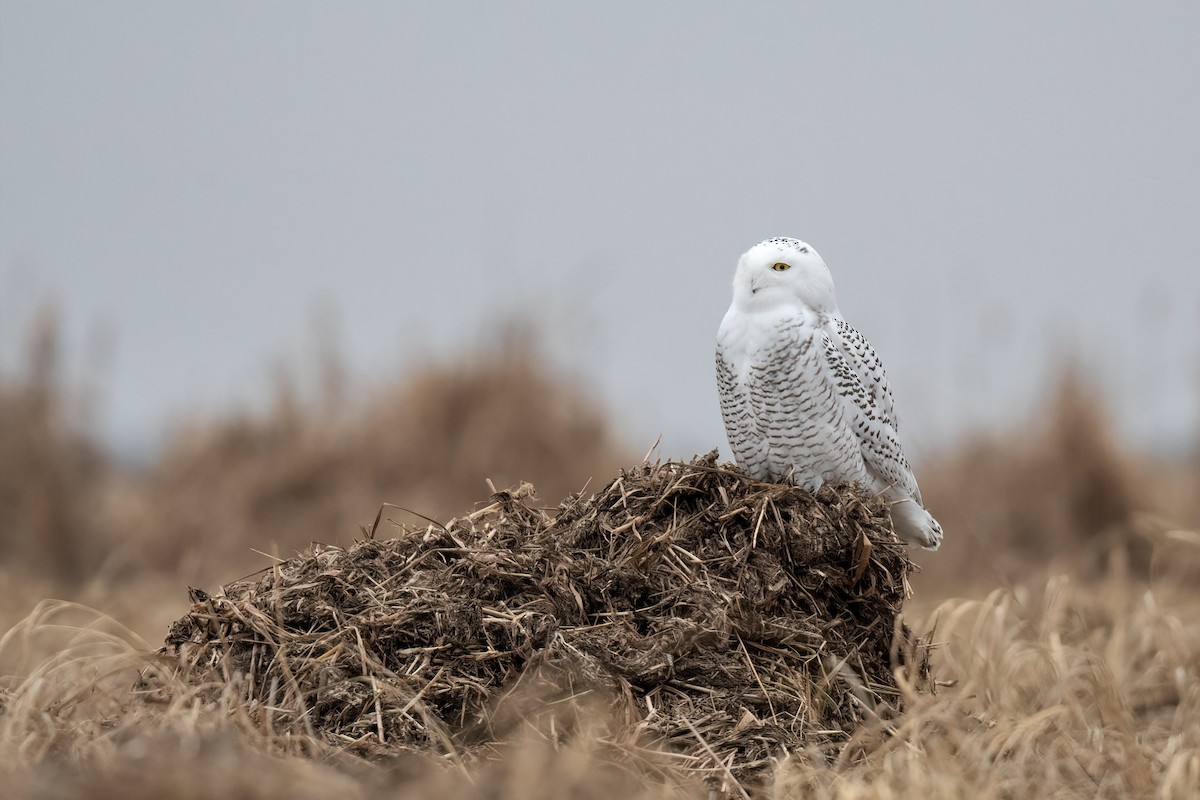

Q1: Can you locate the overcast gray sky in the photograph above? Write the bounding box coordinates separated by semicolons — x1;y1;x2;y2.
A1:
2;2;1198;461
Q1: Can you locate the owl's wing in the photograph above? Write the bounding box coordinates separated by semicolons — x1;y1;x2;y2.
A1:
819;323;920;501
826;317;899;431
716;336;769;475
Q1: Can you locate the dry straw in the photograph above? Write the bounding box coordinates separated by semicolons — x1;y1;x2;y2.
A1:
160;453;929;786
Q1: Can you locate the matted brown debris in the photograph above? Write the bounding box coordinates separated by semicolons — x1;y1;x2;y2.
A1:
161;452;928;783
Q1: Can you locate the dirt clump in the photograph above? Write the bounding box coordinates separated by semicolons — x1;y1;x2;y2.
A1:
162;453;927;784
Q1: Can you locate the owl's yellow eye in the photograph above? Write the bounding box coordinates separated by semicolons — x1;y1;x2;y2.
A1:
772;262;791;271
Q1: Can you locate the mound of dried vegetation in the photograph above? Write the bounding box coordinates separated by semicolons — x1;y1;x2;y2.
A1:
161;453;926;787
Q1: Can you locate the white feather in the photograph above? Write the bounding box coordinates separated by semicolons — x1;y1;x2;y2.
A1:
716;238;942;550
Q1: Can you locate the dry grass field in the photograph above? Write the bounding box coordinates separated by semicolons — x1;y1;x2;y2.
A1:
1;314;1198;798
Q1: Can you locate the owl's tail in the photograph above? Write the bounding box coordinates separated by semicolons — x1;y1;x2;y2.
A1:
888;499;943;550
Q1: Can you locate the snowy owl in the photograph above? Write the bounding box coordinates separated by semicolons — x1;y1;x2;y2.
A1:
715;237;942;549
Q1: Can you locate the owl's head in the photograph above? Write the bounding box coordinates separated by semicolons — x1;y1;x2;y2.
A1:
732;237;839;314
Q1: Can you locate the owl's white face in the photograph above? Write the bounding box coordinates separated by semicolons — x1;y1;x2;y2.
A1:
732;237;839;314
